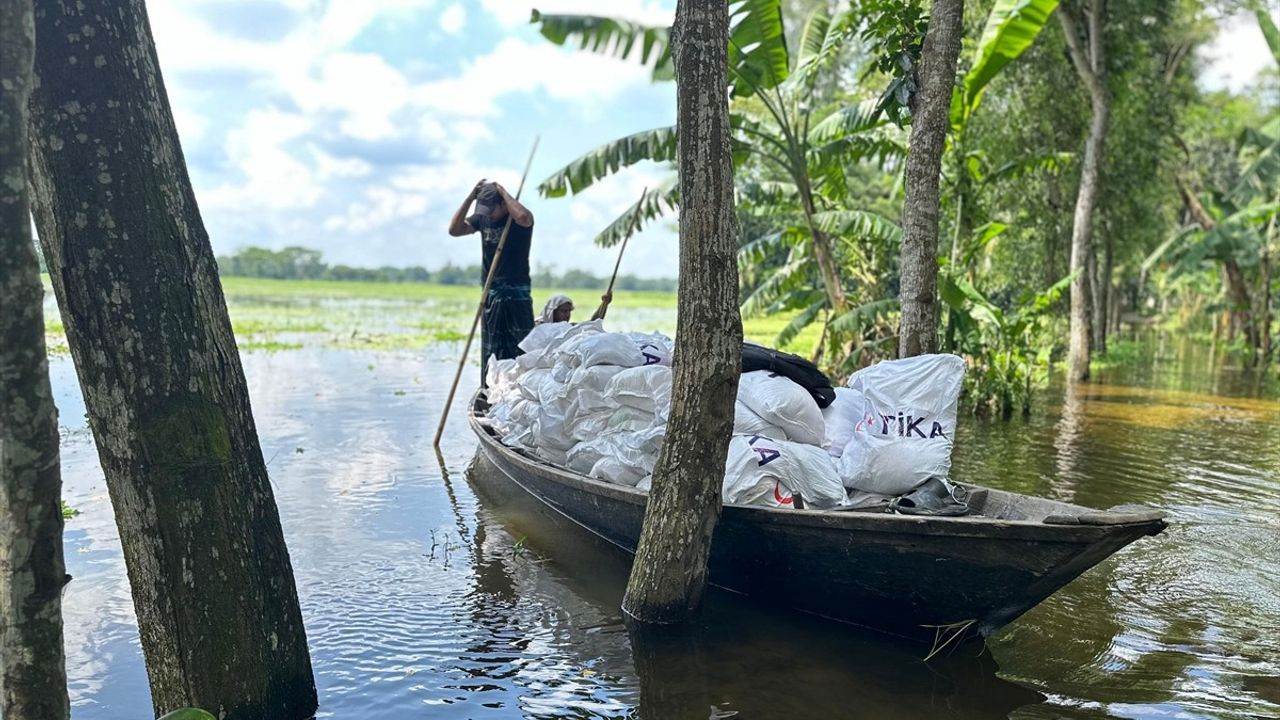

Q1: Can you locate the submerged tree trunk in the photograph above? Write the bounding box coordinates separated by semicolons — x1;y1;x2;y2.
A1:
898;0;965;358
1059;1;1110;382
25;1;317;717
622;0;741;624
0;1;70;717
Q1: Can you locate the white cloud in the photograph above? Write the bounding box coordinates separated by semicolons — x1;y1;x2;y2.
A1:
414;37;654;117
1200;9;1280;92
204;109;320;210
481;0;672;27
144;0;680;276
439;3;466;34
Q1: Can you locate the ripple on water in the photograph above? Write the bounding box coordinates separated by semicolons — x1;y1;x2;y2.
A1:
50;338;1280;720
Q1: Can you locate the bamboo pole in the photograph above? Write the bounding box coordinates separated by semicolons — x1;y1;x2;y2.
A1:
594;186;648;320
434;136;539;448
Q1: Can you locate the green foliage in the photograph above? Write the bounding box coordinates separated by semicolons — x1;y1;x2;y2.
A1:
592;183;680;248
1256;8;1280;67
530;10;672;79
538;126;677;198
955;0;1062;124
216;246;678;292
850;0;928;125
728;0;792;97
941;269;1073;416
61;500;79;519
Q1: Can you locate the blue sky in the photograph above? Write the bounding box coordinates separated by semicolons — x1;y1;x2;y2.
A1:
149;0;1274;279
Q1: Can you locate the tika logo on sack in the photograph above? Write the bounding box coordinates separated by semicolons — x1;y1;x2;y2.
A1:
639;343;663;365
853;409;948;439
746;435;781;466
773;480;793;505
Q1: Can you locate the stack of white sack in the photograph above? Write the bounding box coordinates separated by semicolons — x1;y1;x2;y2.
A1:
485;320;673;481
715;370;844;508
834;354;966;503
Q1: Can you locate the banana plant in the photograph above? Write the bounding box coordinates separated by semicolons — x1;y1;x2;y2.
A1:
532;1;904;362
943;0;1066;271
940;269;1073;415
1145;9;1280;358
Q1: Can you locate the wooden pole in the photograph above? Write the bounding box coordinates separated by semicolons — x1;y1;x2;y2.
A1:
595;186;648;320
434;136;539;448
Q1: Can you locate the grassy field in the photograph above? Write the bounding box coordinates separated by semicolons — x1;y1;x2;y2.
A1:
43;276;818;354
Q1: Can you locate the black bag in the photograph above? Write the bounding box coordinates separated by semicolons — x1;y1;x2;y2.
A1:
741;343;836;408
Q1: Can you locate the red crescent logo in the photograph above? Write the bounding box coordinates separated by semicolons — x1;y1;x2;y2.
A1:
774;480;793;505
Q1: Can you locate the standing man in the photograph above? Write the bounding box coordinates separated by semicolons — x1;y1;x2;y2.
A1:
448;179;535;387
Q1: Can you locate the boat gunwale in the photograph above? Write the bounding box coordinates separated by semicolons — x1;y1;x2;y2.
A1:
469;413;1166;544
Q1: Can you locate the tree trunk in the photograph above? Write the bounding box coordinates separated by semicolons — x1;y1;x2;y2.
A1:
0;1;70;717
1262;249;1272;361
897;0;965;358
1086;243;1101;352
1177;175;1257;349
1059;2;1109;382
1092;230;1112;354
25;1;317;717
1223;259;1256;350
621;0;741;624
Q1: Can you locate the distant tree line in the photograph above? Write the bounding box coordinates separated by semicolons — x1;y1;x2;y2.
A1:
215;245;677;292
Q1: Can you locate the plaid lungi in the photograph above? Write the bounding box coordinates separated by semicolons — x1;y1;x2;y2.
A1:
480;283;534;387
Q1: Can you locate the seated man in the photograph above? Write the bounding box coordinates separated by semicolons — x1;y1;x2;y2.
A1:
536;293;613;325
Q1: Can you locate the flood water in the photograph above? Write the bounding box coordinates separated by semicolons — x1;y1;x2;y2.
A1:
50;329;1279;719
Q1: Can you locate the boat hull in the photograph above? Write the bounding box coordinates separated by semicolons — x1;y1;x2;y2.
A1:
469;415;1164;643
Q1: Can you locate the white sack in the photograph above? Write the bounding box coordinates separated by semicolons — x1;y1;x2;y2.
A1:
566;441;610;475
570;364;627;392
516;368;553;402
721;435;846;509
821;387;869;458
733;401;788;441
536;445;568;467
535;320;605;369
534;403;576;451
626;332;673;366
839;353;965;496
519;322;573;355
580;427;666;486
570;333;648;369
737;371;825;446
569;406;656;442
590;457;646;487
722;436;798;508
605;365;672;415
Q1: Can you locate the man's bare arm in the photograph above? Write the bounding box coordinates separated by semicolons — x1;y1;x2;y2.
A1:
496;184;534;227
448;179;485;236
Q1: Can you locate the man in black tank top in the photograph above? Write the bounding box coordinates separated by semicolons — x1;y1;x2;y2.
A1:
448;179;536;388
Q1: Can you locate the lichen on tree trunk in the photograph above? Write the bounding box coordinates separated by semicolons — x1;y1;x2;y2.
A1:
0;1;70;718
24;0;317;717
898;0;965;359
621;0;742;625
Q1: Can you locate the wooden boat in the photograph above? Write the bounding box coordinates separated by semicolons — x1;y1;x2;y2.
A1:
468;405;1166;644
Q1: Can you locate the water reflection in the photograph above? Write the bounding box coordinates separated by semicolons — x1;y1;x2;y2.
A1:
466;452;1043;720
49;332;1280;719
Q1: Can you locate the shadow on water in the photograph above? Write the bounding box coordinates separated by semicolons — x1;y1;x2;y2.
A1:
464;452;1044;720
